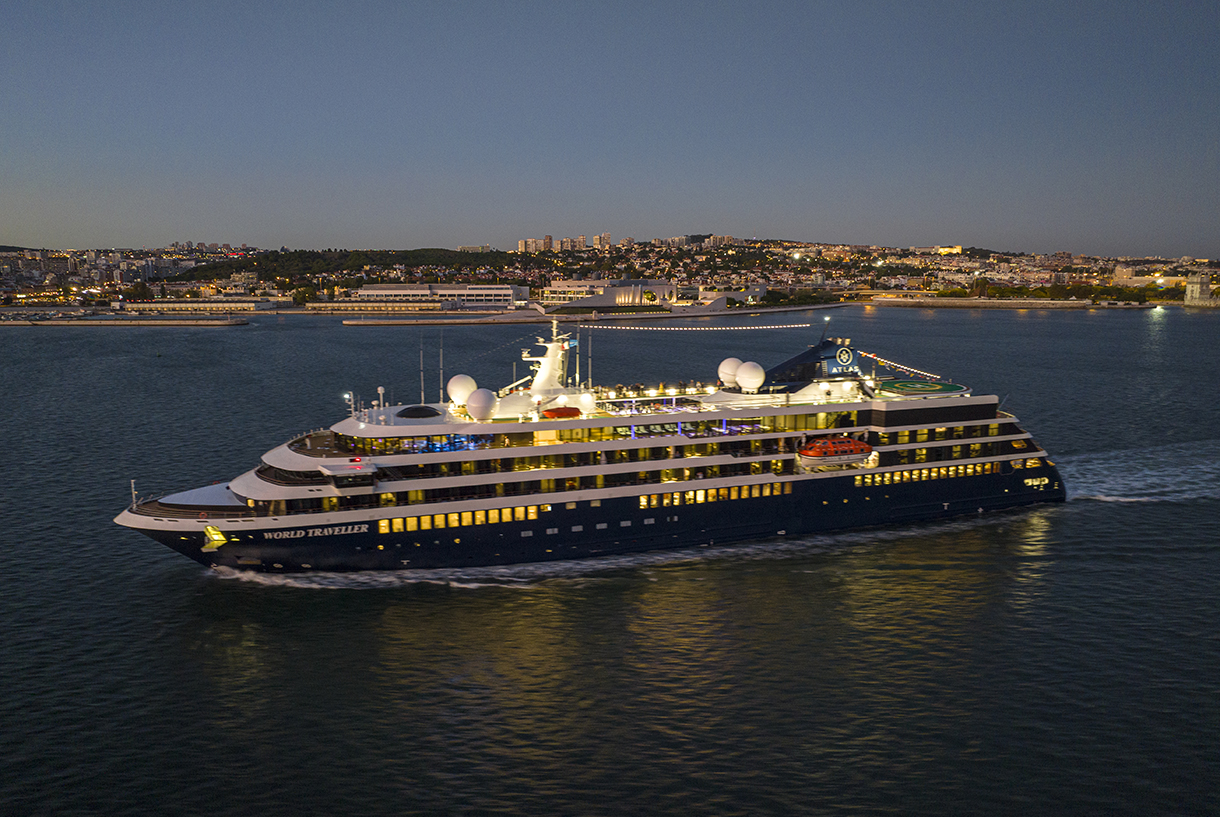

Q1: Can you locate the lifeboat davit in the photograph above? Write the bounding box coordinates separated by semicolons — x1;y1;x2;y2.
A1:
797;436;873;467
542;406;582;419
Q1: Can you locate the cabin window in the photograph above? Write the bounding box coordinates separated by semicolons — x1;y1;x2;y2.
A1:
378;519;390;534
460;512;473;526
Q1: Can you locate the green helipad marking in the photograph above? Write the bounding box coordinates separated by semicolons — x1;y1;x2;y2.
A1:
882;380;969;394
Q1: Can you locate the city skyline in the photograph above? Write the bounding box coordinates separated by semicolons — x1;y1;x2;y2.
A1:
3;1;1217;259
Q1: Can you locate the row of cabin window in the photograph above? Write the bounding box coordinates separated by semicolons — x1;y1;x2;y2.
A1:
880;440;1029;466
261;438;794;487
256;459;794;517
854;458;1042;487
873;423;1014;445
376;439;792;480
377;503;551;533
334;411;861;456
373;482;797;534
637;482;793;508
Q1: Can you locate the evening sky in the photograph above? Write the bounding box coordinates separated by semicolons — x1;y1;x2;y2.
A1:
3;0;1217;257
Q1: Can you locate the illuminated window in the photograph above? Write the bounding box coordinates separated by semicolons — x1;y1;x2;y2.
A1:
488;509;500;524
1027;458;1041;469
696;490;705;503
514;507;526;521
392;518;404;533
460;512;472;526
406;517;418;532
855;475;863;487
639;496;649;509
751;484;761;498
420;516;432;530
434;514;446;529
474;510;486;525
730;486;739;500
685;491;696;505
378;519;390;534
527;506;538;520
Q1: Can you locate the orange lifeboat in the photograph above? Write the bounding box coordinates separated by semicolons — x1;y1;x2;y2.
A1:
797;436;872;467
542;406;582;419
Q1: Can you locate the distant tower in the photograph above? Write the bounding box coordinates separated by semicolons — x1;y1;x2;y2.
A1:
1185;273;1219;307
543;235;553;251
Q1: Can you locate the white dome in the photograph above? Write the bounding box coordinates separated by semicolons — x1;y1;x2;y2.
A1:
577;392;596;412
447;374;477;405
718;357;743;387
736;361;765;392
465;388;498;421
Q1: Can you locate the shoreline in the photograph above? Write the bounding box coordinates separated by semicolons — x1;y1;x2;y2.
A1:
0;317;248;326
869;297;1156;309
339;303;840;326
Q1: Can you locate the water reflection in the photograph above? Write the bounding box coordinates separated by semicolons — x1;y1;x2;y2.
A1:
171;511;1061;804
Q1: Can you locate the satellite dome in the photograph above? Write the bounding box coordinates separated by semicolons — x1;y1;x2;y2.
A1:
736;361;765;393
447;374;477;405
718;357;743;387
466;388;498;421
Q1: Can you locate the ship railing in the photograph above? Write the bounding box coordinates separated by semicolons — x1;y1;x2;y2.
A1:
127;498;255;520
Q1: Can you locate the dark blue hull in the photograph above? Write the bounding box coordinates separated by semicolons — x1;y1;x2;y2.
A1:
144;466;1066;572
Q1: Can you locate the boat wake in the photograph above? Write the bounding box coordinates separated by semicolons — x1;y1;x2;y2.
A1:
209;513;1032;590
1058;439;1220;504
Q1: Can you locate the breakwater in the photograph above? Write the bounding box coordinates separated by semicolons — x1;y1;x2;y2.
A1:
871;297;1154;309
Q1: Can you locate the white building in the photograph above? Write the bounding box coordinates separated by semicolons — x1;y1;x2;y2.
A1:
350;283;529;308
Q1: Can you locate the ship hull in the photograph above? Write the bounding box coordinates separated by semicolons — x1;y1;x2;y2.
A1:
130;466;1065;572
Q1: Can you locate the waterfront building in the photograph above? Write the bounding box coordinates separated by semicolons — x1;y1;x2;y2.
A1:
316;283;530;310
120;298;278;312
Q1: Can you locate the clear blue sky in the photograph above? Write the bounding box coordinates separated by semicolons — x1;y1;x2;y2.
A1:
4;0;1217;257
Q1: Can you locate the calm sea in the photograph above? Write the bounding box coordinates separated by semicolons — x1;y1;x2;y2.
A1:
2;305;1218;816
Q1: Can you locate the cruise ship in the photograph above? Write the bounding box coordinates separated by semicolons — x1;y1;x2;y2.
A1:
115;322;1065;571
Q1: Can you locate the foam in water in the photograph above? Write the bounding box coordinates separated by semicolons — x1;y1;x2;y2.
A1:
1058;439;1220;503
